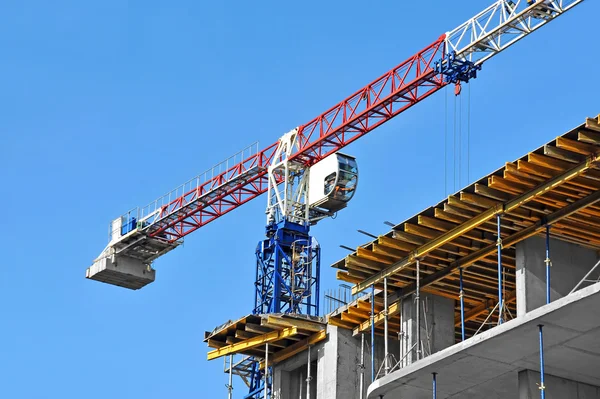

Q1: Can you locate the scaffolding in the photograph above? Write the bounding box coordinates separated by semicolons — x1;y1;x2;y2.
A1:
327;114;600;396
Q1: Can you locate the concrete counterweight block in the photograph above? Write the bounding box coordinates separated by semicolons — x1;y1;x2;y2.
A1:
86;255;155;290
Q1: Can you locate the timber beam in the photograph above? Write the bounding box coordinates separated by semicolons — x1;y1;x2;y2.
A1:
207;326;297;360
354;185;600;335
352;152;600;295
393;188;600;301
259;330;327;369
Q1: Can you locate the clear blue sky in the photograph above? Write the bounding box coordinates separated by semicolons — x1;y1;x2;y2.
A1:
1;1;598;398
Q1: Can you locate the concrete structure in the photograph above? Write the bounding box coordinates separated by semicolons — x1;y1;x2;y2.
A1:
207;115;600;399
270;292;455;399
367;282;600;398
519;370;600;399
516;235;598;315
400;294;455;366
266;236;600;398
272;326;385;399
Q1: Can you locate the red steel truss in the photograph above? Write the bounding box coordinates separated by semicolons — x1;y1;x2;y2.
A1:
150;35;447;242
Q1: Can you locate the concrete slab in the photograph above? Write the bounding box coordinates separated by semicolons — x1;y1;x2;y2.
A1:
518;370;600;399
367;282;600;398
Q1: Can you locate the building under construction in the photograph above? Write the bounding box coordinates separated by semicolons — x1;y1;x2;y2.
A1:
204;114;600;398
83;0;600;398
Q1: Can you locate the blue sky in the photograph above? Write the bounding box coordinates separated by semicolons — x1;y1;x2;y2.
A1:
0;1;598;398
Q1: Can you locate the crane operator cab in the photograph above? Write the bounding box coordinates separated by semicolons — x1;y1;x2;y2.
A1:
308;153;358;217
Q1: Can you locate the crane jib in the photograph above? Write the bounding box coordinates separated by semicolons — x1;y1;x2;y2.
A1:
149;0;585;244
149;37;447;241
88;0;586;291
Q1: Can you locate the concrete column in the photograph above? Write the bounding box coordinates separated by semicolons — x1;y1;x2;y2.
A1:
317;326;364;399
316;326;340;399
273;347;317;399
518;369;600;398
516;236;598;316
313;325;401;399
400;293;455;366
271;369;290;399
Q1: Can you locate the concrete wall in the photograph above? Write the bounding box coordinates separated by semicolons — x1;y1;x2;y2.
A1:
272;292;455;398
516;235;598;316
272;342;320;399
272;326;399;399
400;293;455;366
519;369;600;398
315;325;369;399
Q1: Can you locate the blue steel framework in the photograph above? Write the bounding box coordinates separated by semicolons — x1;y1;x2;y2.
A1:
254;221;320;315
245;220;321;398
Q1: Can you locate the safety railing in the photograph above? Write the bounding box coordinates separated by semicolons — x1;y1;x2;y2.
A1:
111;142;259;240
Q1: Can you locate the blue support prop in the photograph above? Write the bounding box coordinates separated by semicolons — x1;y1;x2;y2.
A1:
497;215;503;325
545;225;551;305
459;268;465;341
371;284;375;383
539;325;546;399
433;372;437;399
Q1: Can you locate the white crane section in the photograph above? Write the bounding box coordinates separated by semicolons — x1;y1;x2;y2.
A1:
446;0;584;65
87;143;262;289
266;129;359;226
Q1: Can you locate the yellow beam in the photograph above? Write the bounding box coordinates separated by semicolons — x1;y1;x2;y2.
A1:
556;136;597;155
259;330;327;369
207;327;297;361
353;300;401;336
397;188;600;300
341;312;364;324
347;306;370;318
357;247;394;264
264;315;324;333
328;316;357;330
456;291;516;326
207;339;227;349
352;153;600;295
579;129;600;145
378;236;416;252
586;117;600;133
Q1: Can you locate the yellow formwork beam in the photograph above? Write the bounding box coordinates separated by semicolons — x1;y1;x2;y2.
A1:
264;315;324;332
352;300;401;336
352;153;600;295
207;326;297;361
456;291;516;327
259;330;327;369
353;185;600;335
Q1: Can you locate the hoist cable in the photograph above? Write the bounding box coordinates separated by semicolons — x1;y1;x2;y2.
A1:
453;93;457;192
467;82;471;183
459;88;462;188
444;86;448;196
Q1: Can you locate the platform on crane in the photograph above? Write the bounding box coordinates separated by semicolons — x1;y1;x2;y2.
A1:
85;215;181;289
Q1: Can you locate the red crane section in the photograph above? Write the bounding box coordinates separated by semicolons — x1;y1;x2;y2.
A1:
149;35;446;242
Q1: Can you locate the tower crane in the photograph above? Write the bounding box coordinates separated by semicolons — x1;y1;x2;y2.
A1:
85;0;584;397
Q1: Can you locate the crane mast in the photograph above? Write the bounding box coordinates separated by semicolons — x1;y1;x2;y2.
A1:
85;0;585;397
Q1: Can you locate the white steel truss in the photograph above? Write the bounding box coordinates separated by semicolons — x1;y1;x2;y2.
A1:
446;0;584;65
266;128;310;225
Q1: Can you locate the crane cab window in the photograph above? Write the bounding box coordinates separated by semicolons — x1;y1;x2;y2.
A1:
324;172;336;196
333;170;357;201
